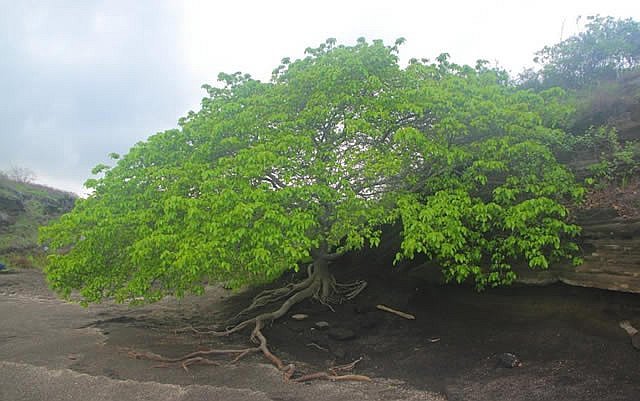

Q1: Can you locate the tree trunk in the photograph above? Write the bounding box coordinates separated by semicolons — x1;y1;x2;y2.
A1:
313;257;333;300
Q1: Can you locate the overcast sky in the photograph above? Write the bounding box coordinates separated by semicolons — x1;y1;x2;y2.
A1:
1;0;638;194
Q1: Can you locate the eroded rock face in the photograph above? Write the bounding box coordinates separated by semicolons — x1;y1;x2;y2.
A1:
514;76;640;294
515;215;640;293
402;200;640;293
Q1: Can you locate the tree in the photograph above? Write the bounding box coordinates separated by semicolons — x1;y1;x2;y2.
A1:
40;40;582;377
522;15;640;89
394;57;582;287
3;166;36;183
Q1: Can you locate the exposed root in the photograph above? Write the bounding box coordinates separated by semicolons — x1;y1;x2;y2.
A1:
293;372;372;383
330;279;367;303
130;260;370;383
128;350;221;372
226;264;315;325
329;356;364;375
170;357;219;372
251;323;296;380
127;348;258;363
306;342;329;352
174;325;218;335
208;263;331;338
127;348;260;371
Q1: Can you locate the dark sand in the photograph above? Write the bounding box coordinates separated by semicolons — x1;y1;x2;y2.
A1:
1;267;639;400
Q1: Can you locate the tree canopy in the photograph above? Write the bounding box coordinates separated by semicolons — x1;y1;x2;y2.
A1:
522;15;640;89
40;39;582;305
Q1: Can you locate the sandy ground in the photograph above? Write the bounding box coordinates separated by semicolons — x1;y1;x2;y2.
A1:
0;269;443;401
1;267;639;400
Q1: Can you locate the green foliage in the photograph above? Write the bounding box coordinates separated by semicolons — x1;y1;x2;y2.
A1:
40;40;582;303
570;126;640;185
520;16;640;187
522;15;640;90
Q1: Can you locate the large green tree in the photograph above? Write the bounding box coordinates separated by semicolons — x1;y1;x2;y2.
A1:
40;39;582;375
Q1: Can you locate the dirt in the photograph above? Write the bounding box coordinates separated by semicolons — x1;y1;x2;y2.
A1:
1;266;640;400
584;176;640;219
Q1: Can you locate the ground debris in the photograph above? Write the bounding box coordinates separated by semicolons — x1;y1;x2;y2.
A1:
376;304;415;320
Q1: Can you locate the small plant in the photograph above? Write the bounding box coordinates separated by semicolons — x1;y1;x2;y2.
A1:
570;126;640;186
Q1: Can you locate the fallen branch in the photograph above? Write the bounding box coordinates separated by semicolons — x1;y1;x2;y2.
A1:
376;304;415;320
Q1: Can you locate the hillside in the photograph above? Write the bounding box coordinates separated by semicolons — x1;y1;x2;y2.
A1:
0;177;76;266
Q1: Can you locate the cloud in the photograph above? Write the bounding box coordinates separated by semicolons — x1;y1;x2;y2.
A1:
1;0;638;194
0;1;194;194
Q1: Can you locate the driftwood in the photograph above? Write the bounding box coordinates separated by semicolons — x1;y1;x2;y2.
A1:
376;304;415;320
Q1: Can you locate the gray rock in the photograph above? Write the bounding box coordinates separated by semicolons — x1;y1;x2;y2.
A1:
315;321;330;330
496;352;522;368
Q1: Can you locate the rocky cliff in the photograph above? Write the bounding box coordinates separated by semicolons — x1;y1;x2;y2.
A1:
515;213;640;293
399;74;640;294
518;74;640;293
0;178;76;258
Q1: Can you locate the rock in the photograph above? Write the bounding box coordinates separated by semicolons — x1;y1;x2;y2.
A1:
632;334;640;350
512;216;640;294
496;353;522;368
291;314;308;321
327;328;356;341
315;321;330;330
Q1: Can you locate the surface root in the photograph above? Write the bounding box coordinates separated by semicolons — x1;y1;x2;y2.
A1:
129;263;370;383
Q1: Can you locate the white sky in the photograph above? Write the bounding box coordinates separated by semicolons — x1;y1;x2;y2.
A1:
1;0;639;194
179;0;640;88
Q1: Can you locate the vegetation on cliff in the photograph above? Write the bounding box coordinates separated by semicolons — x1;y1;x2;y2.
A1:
0;171;75;267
